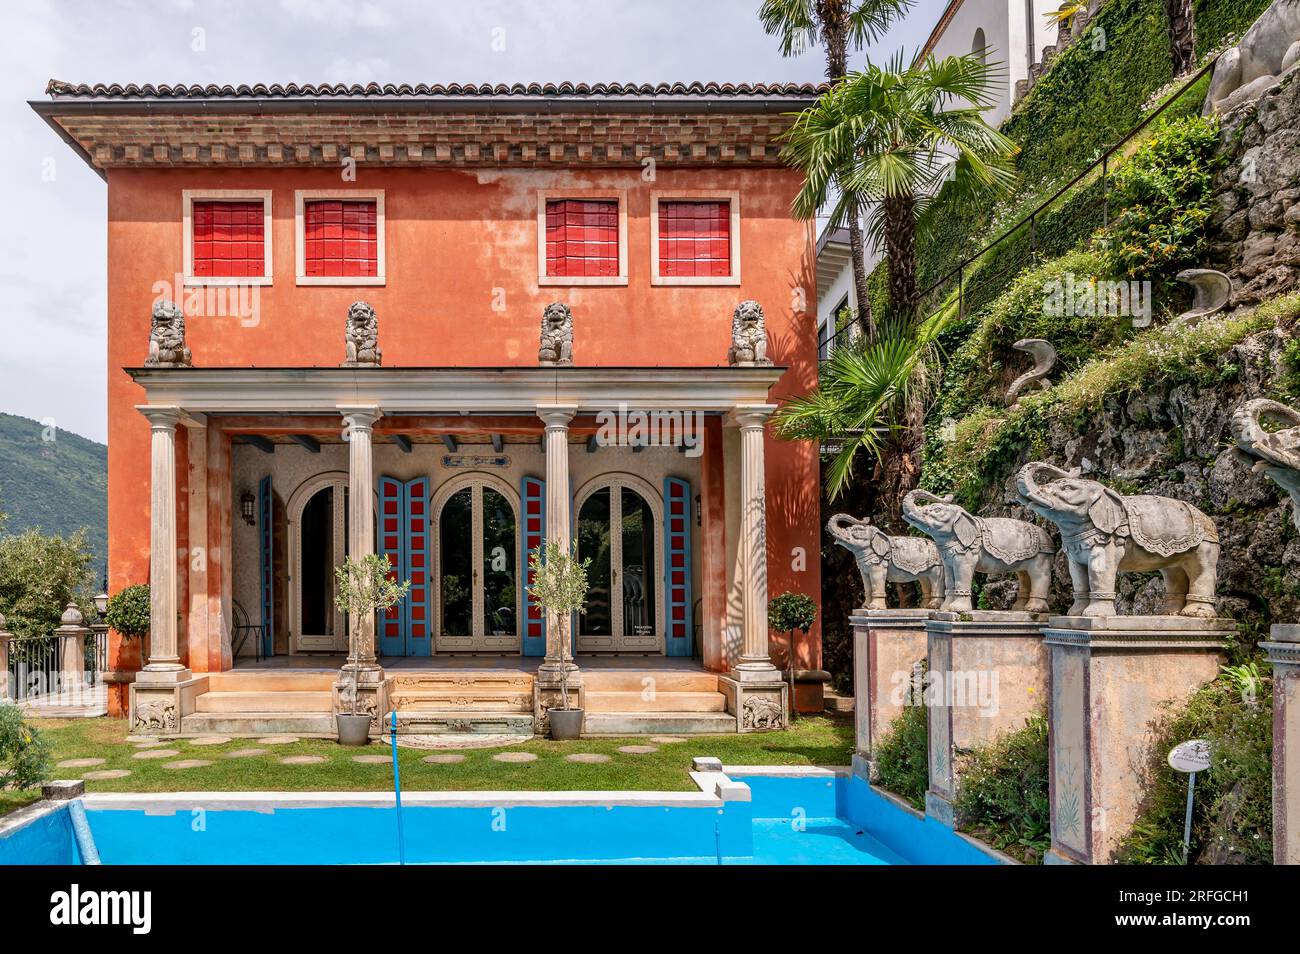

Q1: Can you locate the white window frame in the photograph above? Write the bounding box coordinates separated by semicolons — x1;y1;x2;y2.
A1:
182;189;273;287
295;189;386;287
537;189;628;287
650;189;741;287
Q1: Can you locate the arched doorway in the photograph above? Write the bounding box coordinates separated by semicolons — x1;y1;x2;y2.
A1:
574;474;663;653
287;472;349;653
432;474;521;653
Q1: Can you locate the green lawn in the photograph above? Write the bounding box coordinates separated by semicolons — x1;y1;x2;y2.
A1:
4;715;853;812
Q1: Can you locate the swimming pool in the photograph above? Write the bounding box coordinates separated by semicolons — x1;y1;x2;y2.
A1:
0;767;1006;865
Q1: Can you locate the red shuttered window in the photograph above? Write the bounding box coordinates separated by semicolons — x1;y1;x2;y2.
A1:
303;199;378;278
545;199;619;277
658;200;731;278
191;200;266;278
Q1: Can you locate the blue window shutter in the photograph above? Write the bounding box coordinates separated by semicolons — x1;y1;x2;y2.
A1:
521;475;546;656
663;477;693;657
377;476;405;657
404;477;430;657
258;475;274;658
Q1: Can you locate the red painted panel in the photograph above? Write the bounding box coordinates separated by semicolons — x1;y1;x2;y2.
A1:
659;200;730;278
304;199;378;277
192;200;265;278
545;199;618;277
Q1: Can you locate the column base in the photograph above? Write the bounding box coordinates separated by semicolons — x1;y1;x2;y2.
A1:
136;665;193;686
925;790;955;828
728;659;783;684
1043;614;1231;865
719;675;788;732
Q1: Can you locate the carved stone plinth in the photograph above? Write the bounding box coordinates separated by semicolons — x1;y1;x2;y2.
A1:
850;609;931;778
129;677;205;736
533;670;584;737
1042;615;1231;865
924;610;1048;825
333;667;388;738
1261;624;1300;865
719;675;787;732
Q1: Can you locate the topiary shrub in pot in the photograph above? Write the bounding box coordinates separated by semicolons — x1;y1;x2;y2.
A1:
769;591;817;719
526;541;590;740
333;554;410;746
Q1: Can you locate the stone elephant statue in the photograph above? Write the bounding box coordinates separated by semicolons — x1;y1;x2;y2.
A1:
826;513;944;610
901;490;1055;613
1015;462;1220;618
1231;397;1300;529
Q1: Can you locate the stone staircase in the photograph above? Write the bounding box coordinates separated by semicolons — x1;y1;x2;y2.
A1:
388;671;535;735
581;670;736;735
180;672;336;736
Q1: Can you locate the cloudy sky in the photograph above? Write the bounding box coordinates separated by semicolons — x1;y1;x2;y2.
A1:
1;0;942;443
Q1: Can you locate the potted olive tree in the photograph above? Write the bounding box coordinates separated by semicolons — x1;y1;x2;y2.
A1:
333;554;410;746
527;540;589;740
769;591;817;721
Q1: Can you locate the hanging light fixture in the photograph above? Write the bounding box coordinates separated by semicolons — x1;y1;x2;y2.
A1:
240;490;258;526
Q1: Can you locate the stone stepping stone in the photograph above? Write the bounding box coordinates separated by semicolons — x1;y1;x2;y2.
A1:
616;745;658;755
83;769;131;780
352;754;391;764
132;740;169;749
649;736;686;745
57;758;106;768
279;755;326;765
226;748;270;758
132;749;181;760
564;753;611;764
422;754;466;764
257;736;300;745
161;759;213;770
189;736;231;746
492;752;538;763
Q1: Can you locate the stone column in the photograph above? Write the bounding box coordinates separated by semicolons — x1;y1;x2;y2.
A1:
923;610;1048;826
719;404;786;730
56;604;88;700
135;405;190;684
1043;615;1232;865
850;609;931;778
334;406;386;732
1261;625;1300;865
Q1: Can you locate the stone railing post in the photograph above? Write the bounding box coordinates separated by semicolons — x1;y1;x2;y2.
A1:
55;603;88;699
0;612;10;702
1261;625;1300;865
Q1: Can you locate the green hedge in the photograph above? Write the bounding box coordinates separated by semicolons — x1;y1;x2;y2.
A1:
1194;0;1273;56
953;716;1051;864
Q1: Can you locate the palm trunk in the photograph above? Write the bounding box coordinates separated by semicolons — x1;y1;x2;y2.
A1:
846;206;875;339
1163;0;1196;75
883;194;919;324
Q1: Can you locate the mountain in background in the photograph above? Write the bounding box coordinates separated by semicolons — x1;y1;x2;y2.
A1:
0;413;107;575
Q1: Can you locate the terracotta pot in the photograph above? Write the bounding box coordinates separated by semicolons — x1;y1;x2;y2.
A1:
549;708;584;741
336;713;372;746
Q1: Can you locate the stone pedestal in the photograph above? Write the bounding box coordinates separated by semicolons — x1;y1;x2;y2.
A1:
533;672;586;737
719;676;788;732
129;676;206;735
332;667;389;738
1042;615;1231;865
1261;624;1300;865
924;610;1048;825
850;609;930;778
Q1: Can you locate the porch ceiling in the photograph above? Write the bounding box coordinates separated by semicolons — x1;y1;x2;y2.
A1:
127;365;786;414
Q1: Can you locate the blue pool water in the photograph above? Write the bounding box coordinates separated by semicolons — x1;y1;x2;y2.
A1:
0;773;1003;865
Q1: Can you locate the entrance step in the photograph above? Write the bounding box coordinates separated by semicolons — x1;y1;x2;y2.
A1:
582;711;738;735
206;672;337;692
583;690;727;713
391;709;535;735
179;711;336;736
580;671;720;693
388;673;533;714
194;690;334;713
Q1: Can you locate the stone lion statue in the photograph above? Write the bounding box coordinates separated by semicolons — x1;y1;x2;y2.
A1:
538;302;574;366
145;299;192;368
342;301;382;367
728;300;771;367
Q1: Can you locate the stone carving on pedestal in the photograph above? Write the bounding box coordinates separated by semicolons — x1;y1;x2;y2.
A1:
901;490;1056;613
133;698;178;733
538;302;574;366
1015;461;1220;617
341;301;382;367
1231;398;1300;526
742;694;783;730
1174;269;1233;326
1203;0;1300;116
727;300;772;367
145;300;193;368
826;514;944;609
1005;338;1057;405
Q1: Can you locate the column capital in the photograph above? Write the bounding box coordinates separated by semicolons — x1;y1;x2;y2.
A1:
135;404;185;429
537;405;577;428
727;403;778;430
338;404;383;430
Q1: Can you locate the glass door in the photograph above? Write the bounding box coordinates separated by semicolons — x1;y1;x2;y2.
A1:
576;480;660;652
292;480;349;652
434;478;519;652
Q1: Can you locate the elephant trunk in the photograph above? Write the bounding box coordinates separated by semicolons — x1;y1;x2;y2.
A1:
1016;461;1068;508
901;489;944;528
826;514;857;542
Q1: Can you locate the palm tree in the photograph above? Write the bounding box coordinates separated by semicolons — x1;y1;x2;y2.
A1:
760;0;913;338
781;52;1018;325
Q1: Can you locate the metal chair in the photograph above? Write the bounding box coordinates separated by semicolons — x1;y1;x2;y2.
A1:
231;600;267;663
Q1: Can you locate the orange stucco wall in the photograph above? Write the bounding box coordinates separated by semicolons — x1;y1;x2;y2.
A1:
105;163;823;682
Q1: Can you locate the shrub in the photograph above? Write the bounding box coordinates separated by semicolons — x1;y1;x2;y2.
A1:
873;679;929;810
953;715;1051;863
0;529;95;639
0;703;50;791
1101;114;1225;281
768;592;817;635
1116;664;1273;864
105;584;151;641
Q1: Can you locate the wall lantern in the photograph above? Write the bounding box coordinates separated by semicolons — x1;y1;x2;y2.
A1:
240;490;258;526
